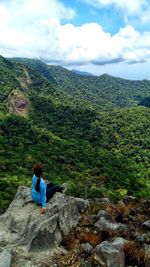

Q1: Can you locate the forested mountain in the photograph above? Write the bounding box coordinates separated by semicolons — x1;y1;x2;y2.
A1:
139;97;150;108
0;55;150;213
9;57;150;110
9;57;55;82
71;69;94;76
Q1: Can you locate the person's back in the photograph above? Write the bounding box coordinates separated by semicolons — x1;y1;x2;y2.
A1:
31;163;47;214
31;163;63;214
31;174;46;207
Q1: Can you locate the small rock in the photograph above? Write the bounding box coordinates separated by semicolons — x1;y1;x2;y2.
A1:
81;242;93;254
112;237;127;246
94;217;128;236
137;233;150;243
128;215;137;222
97;210;113;222
123;196;136;203
99;198;110;203
142;220;150;230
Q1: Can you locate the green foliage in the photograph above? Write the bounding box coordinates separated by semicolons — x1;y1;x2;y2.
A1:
0;56;19;112
0;175;31;213
9;57;55;82
139;97;150;108
0;55;150;212
9;57;150;110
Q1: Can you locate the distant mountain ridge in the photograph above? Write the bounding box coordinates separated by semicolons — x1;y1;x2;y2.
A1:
71;69;95;76
8;57;150;110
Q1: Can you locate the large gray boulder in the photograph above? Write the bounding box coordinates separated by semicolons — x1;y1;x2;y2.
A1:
94;237;126;267
0;186;89;266
94;217;128;236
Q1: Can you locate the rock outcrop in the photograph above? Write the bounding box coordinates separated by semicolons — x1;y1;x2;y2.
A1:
7;89;30;115
0;186;88;266
0;187;149;267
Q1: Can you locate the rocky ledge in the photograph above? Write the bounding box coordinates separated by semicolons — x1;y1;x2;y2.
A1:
0;187;149;267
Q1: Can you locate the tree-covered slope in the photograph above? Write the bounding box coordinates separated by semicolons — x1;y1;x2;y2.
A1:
9;57;150;110
9;57;55;82
46;68;150;109
0;55;150;213
0;56;19;112
139;97;150;108
1;56;74;116
1;106;150;212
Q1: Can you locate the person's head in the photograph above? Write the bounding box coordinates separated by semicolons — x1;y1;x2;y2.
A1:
33;163;43;178
33;163;43;192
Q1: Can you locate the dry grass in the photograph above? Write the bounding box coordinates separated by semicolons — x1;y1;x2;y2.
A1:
60;199;150;267
63;236;80;250
137;214;146;223
57;250;80;267
62;230;101;250
107;201;133;219
79;231;101;247
124;241;145;266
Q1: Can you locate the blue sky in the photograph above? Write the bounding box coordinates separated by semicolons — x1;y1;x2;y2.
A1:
0;0;150;79
62;0;124;34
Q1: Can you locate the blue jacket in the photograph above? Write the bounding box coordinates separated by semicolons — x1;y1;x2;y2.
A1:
31;175;47;208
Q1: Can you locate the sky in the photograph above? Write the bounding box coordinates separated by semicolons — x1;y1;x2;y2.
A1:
0;0;150;79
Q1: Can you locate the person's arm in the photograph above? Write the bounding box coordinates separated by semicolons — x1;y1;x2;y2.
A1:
41;182;46;213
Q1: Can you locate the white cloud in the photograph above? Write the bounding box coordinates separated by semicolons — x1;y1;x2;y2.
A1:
80;0;150;24
53;24;150;65
0;0;75;57
84;0;148;12
0;0;150;78
81;0;143;13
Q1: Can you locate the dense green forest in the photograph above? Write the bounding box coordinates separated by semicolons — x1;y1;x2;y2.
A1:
0;55;150;213
9;57;150;110
139;97;150;108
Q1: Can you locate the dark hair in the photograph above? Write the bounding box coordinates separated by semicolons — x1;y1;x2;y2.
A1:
33;163;43;192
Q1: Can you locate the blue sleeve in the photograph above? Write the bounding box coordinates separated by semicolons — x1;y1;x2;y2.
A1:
41;182;46;208
32;175;36;190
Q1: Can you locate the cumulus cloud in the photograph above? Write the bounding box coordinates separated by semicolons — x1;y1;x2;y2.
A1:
53;24;147;65
0;0;75;57
80;0;150;24
0;0;150;69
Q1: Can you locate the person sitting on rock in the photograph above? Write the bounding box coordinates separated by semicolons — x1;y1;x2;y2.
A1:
31;163;63;214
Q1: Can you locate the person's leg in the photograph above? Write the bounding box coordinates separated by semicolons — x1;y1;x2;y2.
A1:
47;183;55;190
46;185;63;202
